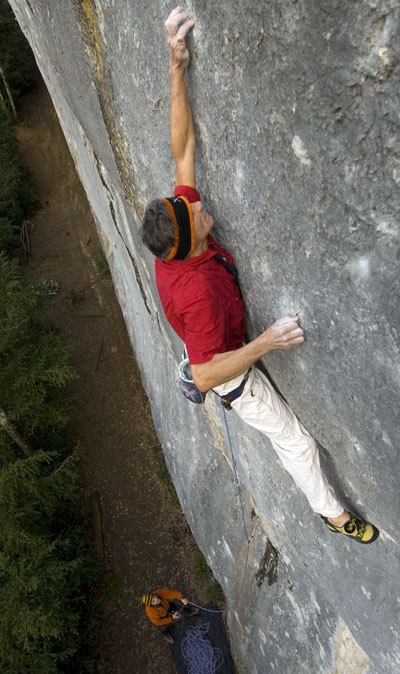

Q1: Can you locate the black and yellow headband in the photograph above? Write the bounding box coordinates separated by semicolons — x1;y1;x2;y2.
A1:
161;195;195;261
141;592;153;606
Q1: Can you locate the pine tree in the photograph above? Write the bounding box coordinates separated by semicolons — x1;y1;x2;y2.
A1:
0;0;37;254
0;8;103;669
0;446;101;672
0;0;34;108
0;253;77;448
0;108;37;254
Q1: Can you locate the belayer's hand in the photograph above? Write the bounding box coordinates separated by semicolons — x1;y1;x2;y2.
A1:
165;6;195;68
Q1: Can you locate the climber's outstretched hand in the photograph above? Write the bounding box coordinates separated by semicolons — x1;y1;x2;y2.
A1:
165;7;194;69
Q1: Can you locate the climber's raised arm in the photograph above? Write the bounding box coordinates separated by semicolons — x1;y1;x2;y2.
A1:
165;7;196;188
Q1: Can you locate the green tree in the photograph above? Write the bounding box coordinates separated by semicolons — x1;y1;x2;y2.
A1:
0;7;103;670
0;253;77;449
0;109;24;251
0;0;34;110
0;446;101;672
0;258;102;671
0;108;37;254
0;1;37;254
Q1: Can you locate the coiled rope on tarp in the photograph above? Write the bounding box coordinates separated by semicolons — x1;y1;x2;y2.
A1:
181;621;223;673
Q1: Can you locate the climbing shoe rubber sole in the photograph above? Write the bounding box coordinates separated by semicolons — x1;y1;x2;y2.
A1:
321;513;379;544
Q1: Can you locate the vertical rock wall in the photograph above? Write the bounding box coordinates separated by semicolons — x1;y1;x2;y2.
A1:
9;1;400;672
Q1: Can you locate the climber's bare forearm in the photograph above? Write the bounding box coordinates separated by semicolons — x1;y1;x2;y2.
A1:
169;66;196;186
165;7;196;187
191;316;304;392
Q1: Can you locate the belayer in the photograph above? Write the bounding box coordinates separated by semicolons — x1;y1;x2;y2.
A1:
142;588;199;643
140;7;379;544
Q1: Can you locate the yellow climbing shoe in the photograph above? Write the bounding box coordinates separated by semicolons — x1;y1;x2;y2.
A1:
321;513;379;544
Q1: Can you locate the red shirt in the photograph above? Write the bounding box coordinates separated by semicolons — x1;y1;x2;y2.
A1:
155;235;246;364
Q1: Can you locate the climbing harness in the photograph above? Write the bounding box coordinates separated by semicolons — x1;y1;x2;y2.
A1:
216;368;250;411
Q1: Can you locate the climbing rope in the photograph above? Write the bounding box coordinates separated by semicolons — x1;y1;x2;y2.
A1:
181;621;223;673
176;407;258;671
183;406;259;617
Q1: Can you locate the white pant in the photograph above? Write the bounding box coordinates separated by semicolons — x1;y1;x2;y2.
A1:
213;367;344;518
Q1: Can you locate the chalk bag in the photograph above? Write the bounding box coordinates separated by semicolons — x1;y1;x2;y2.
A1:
178;357;207;404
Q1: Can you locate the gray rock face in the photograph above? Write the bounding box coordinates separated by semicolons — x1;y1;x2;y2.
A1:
9;1;399;672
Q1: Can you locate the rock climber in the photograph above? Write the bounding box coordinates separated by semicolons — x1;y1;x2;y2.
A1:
140;7;379;544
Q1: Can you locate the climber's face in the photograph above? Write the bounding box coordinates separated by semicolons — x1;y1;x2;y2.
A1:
189;200;214;256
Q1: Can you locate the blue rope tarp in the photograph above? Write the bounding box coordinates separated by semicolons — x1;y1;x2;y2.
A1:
168;604;235;674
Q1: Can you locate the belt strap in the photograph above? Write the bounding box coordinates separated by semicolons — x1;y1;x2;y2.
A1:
218;369;250;410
